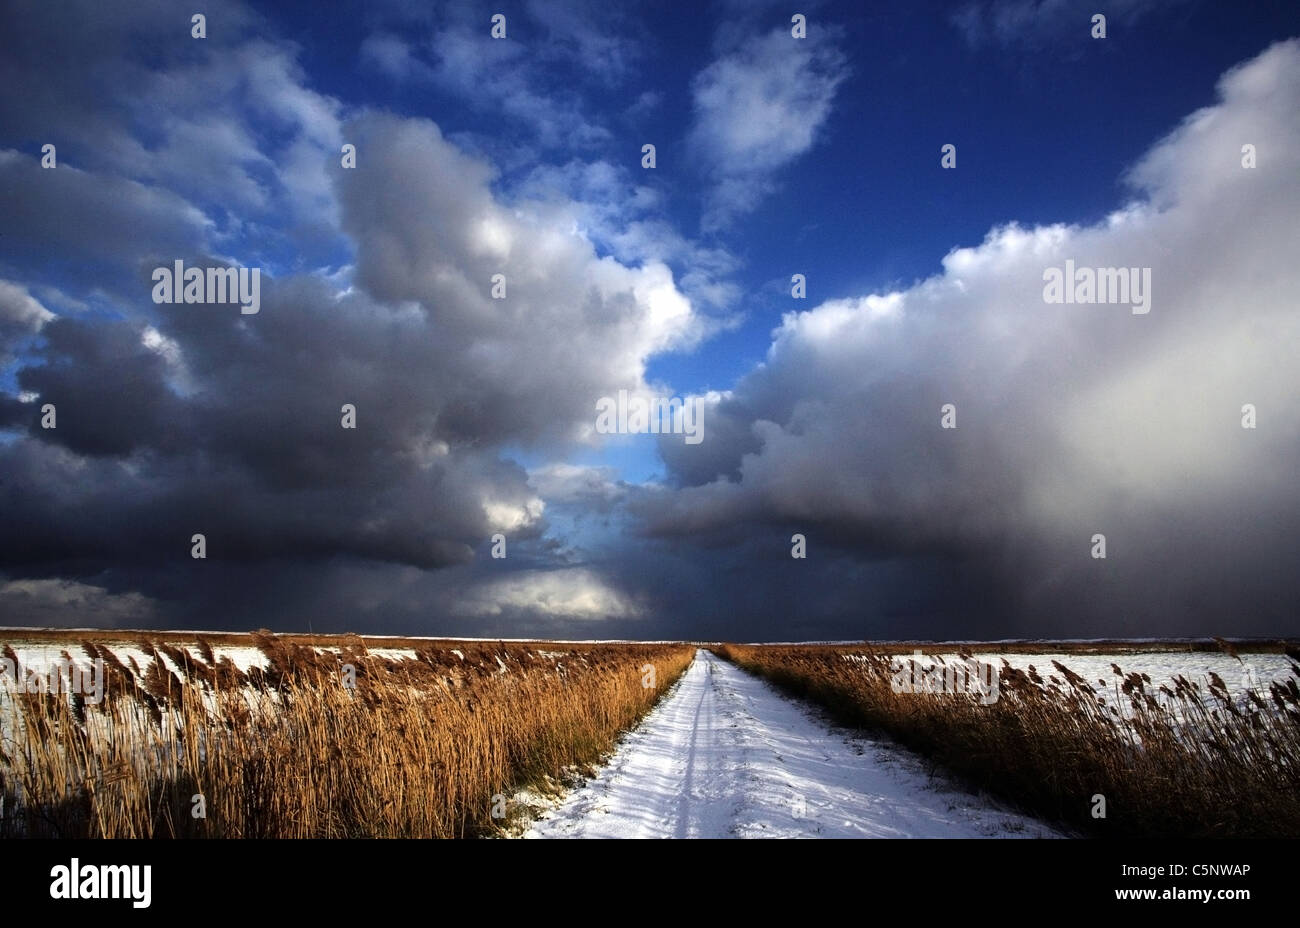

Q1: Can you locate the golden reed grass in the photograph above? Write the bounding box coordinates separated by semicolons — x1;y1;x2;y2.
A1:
0;634;693;837
712;643;1300;837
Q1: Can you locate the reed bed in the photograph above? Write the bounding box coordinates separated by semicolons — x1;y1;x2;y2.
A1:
0;634;694;838
712;643;1300;837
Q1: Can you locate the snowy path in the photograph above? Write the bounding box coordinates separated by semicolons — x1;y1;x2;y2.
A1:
524;649;1059;838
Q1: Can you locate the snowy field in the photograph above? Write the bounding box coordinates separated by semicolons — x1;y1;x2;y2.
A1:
2;642;272;676
2;635;1288;717
2;636;1291;838
997;651;1292;696
918;650;1292;695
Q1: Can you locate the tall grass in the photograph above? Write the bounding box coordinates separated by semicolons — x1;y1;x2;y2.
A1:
713;644;1300;837
0;635;694;837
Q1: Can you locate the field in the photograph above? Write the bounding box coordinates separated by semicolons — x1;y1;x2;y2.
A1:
5;630;1298;839
0;630;694;837
712;642;1300;838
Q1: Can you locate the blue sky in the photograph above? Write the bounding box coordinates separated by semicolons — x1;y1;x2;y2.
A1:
1;1;1299;638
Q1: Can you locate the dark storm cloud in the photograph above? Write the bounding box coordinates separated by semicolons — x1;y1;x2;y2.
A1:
638;41;1300;637
0;5;704;631
0;0;1297;641
0;266;550;575
0;152;212;280
335;112;706;450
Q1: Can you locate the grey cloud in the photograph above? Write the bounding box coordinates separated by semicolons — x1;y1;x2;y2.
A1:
641;40;1300;637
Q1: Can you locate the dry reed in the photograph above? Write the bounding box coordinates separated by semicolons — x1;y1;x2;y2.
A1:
0;634;693;838
712;643;1300;837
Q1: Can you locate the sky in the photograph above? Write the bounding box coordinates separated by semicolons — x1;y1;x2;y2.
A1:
0;0;1298;641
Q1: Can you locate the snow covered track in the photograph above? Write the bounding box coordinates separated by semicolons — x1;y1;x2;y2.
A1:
525;649;1058;839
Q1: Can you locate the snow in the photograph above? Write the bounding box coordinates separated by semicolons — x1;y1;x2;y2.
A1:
366;648;417;661
887;651;1295;696
0;642;269;676
992;651;1292;694
523;649;1060;839
871;650;1294;720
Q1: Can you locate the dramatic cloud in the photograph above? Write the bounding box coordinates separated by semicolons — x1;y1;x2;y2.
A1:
0;579;158;628
455;567;644;621
0;1;1295;641
0;8;708;631
642;39;1300;636
337;112;708;447
0;280;54;363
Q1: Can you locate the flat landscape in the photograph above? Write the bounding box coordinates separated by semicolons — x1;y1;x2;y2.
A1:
3;630;1295;839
